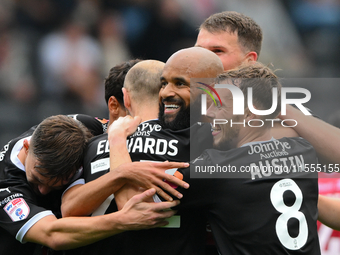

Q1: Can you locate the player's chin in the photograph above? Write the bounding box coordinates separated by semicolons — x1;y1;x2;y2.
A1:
164;113;178;124
213;134;229;150
33;188;43;197
212;136;221;148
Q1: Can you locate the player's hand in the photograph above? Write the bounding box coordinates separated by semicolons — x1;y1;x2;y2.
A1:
115;161;190;201
108;115;141;139
117;188;179;230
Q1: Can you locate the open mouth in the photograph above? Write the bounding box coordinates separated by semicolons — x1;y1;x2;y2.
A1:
164;104;180;114
211;125;221;136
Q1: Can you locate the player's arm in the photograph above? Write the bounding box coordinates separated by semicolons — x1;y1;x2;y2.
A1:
318;194;340;231
61;172;125;217
26;189;179;250
62;161;189;216
279;105;340;164
271;122;299;139
62;116;189;217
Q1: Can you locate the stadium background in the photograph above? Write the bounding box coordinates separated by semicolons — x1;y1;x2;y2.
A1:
0;0;339;254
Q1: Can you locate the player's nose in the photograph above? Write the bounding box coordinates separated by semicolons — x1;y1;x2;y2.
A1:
38;184;52;195
206;102;217;119
160;83;176;99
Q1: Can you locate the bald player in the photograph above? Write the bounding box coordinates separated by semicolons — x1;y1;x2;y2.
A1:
60;60;190;255
159;47;224;131
108;48;224;255
122;60;165;122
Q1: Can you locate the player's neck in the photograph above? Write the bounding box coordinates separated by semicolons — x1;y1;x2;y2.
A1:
237;128;273;148
17;147;27;167
131;105;159;123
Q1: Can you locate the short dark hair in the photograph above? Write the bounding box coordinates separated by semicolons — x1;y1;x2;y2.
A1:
104;59;142;106
30;115;93;184
200;11;263;57
216;62;281;120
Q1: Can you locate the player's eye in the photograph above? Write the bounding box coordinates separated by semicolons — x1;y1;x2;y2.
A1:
161;81;168;88
212;49;224;54
176;81;186;86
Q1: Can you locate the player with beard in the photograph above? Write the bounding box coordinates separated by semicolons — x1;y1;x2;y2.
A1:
170;63;321;254
107;48;223;255
61;48;223;255
156;47;224;254
196;11;340;167
108;62;321;254
158;47;223;165
197;13;340;243
111;58;215;255
158;47;223;131
60;60;190;255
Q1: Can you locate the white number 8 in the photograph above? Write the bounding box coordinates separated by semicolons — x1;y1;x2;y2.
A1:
270;178;308;250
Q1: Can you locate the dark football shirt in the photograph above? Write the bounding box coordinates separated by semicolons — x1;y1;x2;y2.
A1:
67;114;108;135
123;119;209;255
177;137;321;255
76;119;212;255
0;114;102;255
0;127;54;255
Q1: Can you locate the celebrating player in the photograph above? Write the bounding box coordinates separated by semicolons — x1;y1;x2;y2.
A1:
0;115;180;255
113;63;321;254
173;63;321;254
196;10;340;165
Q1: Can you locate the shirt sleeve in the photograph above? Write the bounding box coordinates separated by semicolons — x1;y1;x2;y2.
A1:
0;185;53;243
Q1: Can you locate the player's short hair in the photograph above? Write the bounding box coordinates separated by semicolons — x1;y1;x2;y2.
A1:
216;62;281;120
200;11;263;57
29;115;93;185
104;59;142;106
124;60;164;102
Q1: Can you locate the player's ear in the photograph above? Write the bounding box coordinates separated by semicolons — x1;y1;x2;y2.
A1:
23;139;30;154
244;51;258;63
108;96;120;115
244;107;255;121
122;88;131;109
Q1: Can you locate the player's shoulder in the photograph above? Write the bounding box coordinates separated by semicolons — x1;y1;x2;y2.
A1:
0;128;35;170
88;133;108;144
67;114;109;136
280;136;314;150
190;147;243;167
85;133;108;155
137;119;162;130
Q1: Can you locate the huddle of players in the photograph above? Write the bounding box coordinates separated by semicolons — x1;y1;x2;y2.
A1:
96;55;320;255
1;10;340;255
61;37;321;255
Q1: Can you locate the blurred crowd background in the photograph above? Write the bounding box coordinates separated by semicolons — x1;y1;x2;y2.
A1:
0;0;340;146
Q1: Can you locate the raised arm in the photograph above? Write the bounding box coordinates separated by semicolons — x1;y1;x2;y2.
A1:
26;188;179;250
108;116;189;209
279;105;340;164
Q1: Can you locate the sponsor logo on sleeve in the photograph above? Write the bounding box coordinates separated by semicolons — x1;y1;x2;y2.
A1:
4;198;30;222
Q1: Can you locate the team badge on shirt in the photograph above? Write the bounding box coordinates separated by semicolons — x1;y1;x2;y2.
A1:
4;198;30;222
